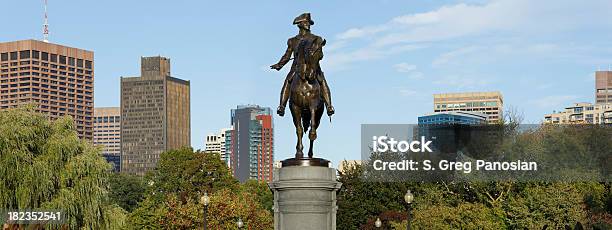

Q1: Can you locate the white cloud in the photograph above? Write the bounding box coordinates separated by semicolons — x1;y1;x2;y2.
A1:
432;46;481;67
398;88;417;96
336;25;389;40
323;44;425;71
393;63;416;73
326;0;612;71
393;63;424;79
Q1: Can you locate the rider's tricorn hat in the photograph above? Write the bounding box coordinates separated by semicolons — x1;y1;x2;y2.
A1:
293;13;314;25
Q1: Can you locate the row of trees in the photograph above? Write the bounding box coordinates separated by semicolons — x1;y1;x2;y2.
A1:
338;122;612;229
0;107;273;229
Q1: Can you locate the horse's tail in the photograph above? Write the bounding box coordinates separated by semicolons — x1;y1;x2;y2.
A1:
302;111;311;133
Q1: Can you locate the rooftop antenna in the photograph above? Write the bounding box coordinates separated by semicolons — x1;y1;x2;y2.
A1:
43;0;49;42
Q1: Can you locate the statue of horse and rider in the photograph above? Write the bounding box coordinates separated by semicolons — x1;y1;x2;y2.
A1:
270;13;334;159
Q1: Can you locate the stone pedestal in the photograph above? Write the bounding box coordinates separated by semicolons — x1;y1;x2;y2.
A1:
269;163;342;230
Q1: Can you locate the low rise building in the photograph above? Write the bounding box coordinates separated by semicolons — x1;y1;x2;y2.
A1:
433;91;503;123
418;111;487;125
544;102;612;124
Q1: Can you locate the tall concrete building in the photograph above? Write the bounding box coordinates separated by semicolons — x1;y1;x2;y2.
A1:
0;40;94;139
120;56;190;175
596;71;612;104
544;102;612;124
433;91;503;123
205;127;232;165
227;105;274;182
94;107;121;172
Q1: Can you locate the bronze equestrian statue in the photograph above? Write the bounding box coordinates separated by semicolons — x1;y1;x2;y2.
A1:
270;13;334;159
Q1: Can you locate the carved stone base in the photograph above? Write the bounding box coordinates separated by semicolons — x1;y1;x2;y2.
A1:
269;162;342;230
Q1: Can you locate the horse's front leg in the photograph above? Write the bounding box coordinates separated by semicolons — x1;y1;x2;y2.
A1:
290;104;304;158
308;107;317;158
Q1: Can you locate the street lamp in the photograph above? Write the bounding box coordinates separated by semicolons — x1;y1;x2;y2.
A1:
236;217;244;229
375;217;382;228
404;190;414;230
200;192;210;230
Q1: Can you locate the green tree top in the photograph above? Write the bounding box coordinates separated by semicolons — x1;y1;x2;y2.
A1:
0;106;125;229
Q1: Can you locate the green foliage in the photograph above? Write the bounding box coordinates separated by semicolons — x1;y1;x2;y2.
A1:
148;148;239;198
125;197;166;229
109;173;146;212
392;203;504;229
242;179;273;212
0;106;125;229
337;123;612;229
126;148;272;229
337;163;413;230
504;183;587;229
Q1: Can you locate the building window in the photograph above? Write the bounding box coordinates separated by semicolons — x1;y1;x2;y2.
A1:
77;59;83;68
59;56;67;64
1;53;7;61
41;52;49;61
50;54;58;63
68;57;75;66
10;52;18;60
32;50;40;59
85;60;92;69
19;50;30;59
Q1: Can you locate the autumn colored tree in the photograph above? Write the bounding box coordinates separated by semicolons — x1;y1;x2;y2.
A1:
126;147;273;229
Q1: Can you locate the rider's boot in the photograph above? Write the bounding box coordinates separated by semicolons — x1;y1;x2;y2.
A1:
326;105;335;116
277;105;285;117
278;76;291;116
318;74;334;116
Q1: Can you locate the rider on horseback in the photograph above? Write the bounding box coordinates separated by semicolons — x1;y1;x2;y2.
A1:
270;13;335;117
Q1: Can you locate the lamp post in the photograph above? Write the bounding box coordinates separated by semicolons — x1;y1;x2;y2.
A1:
404;190;414;230
200;192;210;230
375;217;382;228
236;217;244;229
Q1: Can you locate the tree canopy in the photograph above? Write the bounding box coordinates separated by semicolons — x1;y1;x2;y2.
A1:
0;106;125;229
126;148;273;229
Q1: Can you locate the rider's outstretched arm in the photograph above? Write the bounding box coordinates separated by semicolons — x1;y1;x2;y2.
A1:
275;39;293;68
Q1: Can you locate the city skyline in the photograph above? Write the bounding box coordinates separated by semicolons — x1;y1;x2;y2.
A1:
3;0;612;165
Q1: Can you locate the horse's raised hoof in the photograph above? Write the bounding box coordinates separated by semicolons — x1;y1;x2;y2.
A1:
277;106;285;117
326;105;335;116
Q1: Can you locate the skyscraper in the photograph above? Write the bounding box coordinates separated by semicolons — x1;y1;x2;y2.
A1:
93;107;121;172
227;105;274;182
596;71;612;104
0;40;94;139
433;91;503;123
120;56;190;175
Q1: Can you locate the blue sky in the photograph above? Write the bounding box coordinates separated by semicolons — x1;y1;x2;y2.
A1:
3;0;612;166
